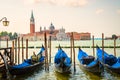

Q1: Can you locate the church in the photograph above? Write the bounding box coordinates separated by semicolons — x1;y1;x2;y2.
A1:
20;11;68;41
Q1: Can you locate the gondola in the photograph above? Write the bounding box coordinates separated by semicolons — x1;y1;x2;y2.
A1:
96;46;120;74
78;48;102;74
54;46;71;73
8;45;45;75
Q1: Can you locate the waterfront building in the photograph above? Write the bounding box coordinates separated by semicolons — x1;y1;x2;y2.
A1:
66;32;91;40
79;33;91;40
0;35;10;40
20;11;91;41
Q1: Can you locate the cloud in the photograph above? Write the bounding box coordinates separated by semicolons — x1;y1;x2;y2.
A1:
66;0;89;7
117;9;120;14
23;0;89;7
95;9;104;14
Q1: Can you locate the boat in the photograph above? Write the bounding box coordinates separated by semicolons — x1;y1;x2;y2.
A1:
96;46;120;74
54;46;71;73
8;45;45;75
78;48;102;74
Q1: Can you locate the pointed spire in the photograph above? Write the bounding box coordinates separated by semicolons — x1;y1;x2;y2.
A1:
31;10;34;19
30;10;35;24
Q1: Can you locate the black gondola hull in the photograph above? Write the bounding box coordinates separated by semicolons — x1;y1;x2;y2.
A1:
8;62;44;75
54;47;71;74
79;61;103;74
54;63;71;73
102;63;120;74
97;47;120;74
108;67;120;74
78;48;103;74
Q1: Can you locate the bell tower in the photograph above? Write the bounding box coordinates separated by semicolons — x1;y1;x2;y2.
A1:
30;11;35;34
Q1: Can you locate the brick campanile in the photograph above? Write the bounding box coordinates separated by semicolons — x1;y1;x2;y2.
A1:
30;11;35;34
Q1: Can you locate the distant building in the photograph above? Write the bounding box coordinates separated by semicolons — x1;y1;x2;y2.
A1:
66;32;91;40
56;27;69;40
0;35;10;40
79;33;91;40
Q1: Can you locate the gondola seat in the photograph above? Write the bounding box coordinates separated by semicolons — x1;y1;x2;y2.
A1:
82;56;95;65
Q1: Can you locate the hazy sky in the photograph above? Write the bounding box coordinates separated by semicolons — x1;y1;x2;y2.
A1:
0;0;120;38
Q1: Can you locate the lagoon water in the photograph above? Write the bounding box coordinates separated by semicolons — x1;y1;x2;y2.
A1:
0;40;120;80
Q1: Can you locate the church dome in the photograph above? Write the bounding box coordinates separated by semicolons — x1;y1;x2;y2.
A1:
49;22;55;30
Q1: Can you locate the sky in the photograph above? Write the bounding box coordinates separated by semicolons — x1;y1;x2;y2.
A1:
0;0;120;38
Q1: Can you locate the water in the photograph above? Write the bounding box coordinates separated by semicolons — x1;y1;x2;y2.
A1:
0;40;120;80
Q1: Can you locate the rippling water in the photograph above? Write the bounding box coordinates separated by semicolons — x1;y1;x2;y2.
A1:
0;40;120;80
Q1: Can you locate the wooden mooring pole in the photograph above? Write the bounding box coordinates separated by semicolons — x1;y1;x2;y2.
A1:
22;37;24;62
72;32;76;72
6;39;8;48
102;33;104;63
49;36;51;64
26;39;28;59
10;47;12;64
12;41;14;63
15;38;17;64
44;33;46;71
18;37;20;64
70;34;72;63
44;32;49;71
114;38;116;57
92;35;95;57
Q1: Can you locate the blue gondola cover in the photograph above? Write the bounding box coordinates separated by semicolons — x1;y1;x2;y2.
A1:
97;48;117;66
12;61;31;69
54;48;71;67
96;47;120;69
12;46;45;69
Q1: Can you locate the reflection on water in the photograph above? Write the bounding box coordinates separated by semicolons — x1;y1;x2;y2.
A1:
103;69;120;80
79;69;101;80
0;64;120;80
54;71;71;80
11;66;44;80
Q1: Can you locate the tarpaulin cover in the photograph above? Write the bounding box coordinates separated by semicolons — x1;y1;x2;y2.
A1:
54;49;71;67
78;49;88;61
64;57;71;67
12;46;45;69
12;61;31;69
97;47;117;66
87;59;98;67
78;49;97;66
37;46;45;62
38;45;45;55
